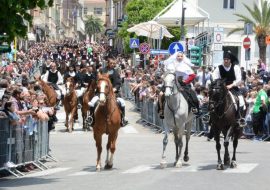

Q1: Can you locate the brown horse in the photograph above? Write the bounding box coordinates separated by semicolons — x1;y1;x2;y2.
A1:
35;76;58;107
93;73;121;171
63;77;78;132
82;80;96;131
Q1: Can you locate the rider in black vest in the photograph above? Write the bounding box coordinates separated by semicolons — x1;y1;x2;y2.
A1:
42;62;64;102
88;59;128;127
212;51;246;126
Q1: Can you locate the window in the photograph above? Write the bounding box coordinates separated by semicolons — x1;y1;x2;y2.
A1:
94;8;103;15
84;7;88;15
223;0;235;9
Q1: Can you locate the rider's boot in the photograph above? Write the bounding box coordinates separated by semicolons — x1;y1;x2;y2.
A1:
60;94;64;105
88;106;95;127
77;97;82;109
237;107;246;127
158;93;165;119
120;106;128;127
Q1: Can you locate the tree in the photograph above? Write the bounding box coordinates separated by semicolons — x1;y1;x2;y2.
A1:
118;0;174;53
84;15;104;42
228;0;270;63
0;0;53;42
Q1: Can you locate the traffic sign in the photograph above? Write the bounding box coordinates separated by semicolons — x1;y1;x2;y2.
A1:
130;38;139;49
266;35;270;45
150;49;169;55
243;37;251;49
139;43;150;54
168;42;184;54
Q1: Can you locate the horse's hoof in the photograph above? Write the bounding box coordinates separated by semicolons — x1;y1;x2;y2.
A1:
230;161;237;168
104;164;113;170
217;163;224;170
224;160;230;166
183;155;189;162
96;167;101;172
160;160;167;169
174;161;182;168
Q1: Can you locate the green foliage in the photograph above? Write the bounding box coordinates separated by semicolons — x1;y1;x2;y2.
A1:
118;0;174;53
161;27;182;49
84;15;104;40
229;0;270;61
0;0;54;42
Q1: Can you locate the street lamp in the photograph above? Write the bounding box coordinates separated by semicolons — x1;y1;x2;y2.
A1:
180;0;187;41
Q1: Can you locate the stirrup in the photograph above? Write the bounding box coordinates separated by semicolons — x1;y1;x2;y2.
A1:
238;118;246;127
86;116;93;126
191;107;198;113
202;114;210;124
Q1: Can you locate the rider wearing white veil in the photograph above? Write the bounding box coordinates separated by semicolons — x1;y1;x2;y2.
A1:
158;51;200;119
163;52;196;84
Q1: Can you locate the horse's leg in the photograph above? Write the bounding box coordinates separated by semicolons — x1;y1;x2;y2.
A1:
184;121;192;162
223;127;232;166
160;124;169;169
174;128;183;168
105;132;118;169
215;130;224;170
94;132;102;171
82;110;86;131
231;126;239;168
65;111;69;132
68;109;74;133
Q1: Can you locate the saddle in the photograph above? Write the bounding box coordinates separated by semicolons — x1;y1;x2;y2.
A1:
47;82;60;91
177;81;199;113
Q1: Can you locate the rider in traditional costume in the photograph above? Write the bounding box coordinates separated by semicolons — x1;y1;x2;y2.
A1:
88;58;128;127
42;62;64;107
158;51;200;118
212;51;246;126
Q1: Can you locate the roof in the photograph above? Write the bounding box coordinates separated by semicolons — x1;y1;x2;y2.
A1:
154;0;208;27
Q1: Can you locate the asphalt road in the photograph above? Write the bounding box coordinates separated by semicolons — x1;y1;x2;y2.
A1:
0;101;270;190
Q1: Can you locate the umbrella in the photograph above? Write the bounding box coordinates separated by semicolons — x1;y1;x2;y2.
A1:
127;20;174;39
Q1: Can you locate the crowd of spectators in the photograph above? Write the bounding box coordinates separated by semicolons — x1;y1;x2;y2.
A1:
119;56;270;141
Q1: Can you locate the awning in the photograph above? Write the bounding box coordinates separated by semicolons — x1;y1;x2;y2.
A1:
154;0;208;27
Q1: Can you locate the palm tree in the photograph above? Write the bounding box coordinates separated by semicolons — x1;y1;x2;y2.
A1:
84;15;104;42
228;0;270;63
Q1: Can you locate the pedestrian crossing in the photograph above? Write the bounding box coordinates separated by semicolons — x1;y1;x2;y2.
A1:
69;163;258;176
20;162;259;178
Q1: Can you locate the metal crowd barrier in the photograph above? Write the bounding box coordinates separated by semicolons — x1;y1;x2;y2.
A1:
0;116;55;177
121;80;270;141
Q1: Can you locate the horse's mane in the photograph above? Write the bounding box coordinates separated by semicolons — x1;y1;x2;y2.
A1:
98;74;115;98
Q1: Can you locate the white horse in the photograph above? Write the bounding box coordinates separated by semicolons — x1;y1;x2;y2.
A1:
160;71;193;168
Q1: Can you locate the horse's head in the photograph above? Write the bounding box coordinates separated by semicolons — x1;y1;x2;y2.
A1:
97;73;113;105
208;79;227;111
65;77;75;95
163;72;176;97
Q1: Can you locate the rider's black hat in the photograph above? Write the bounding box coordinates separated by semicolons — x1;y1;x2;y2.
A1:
223;52;231;60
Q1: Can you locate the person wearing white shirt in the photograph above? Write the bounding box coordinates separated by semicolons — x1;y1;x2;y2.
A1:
42;62;64;101
212;52;246;125
158;52;199;119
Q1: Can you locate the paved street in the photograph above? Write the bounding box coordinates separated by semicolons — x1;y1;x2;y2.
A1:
0;100;270;190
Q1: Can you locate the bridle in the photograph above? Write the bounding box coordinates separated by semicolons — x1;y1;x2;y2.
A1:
209;83;233;119
163;72;182;126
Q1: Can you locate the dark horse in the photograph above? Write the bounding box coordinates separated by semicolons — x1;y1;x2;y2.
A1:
208;79;243;170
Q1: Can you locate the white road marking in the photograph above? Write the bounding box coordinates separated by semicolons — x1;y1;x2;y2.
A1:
22;167;71;178
223;163;258;173
121;125;138;134
122;165;157;174
68;171;96;176
171;163;212;172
